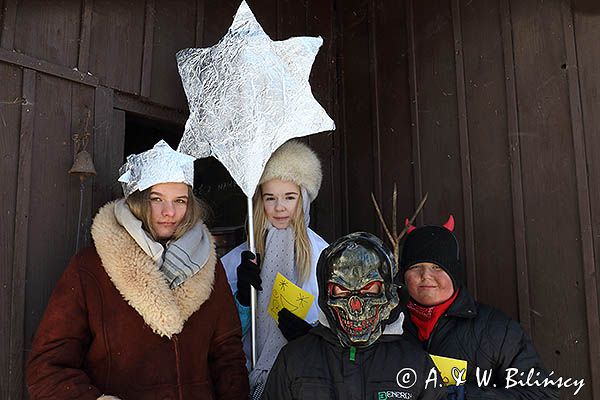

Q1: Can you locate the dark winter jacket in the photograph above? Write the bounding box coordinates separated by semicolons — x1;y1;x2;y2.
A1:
26;201;249;400
403;289;559;399
262;324;446;400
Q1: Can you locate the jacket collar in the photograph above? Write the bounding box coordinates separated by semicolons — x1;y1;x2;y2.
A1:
444;286;478;318
91;201;217;338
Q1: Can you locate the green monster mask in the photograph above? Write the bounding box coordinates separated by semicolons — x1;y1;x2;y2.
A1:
317;232;400;348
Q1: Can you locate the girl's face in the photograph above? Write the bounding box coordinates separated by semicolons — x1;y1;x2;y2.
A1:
261;179;300;229
148;182;189;240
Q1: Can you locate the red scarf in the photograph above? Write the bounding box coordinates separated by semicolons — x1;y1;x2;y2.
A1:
407;290;459;342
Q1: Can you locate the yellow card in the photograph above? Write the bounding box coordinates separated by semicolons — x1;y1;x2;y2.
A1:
430;354;468;386
268;272;314;322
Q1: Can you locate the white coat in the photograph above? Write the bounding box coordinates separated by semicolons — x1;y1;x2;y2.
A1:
221;228;328;367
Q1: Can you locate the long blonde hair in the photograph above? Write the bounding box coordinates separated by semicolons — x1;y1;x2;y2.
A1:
126;185;206;241
253;185;311;285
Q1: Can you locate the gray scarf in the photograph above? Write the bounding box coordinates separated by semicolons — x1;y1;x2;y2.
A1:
160;221;211;288
114;199;211;288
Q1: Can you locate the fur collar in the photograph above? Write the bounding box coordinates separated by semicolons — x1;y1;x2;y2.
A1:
91;201;216;338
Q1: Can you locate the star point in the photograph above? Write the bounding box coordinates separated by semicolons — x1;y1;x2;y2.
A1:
176;0;335;197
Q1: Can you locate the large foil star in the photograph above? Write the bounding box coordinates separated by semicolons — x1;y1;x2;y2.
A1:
176;0;335;197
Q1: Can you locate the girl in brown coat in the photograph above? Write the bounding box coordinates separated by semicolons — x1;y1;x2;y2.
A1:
26;140;249;400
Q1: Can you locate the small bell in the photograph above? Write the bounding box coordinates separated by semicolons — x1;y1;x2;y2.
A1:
69;149;97;178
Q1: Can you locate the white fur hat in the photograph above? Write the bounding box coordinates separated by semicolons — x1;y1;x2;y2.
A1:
258;140;322;202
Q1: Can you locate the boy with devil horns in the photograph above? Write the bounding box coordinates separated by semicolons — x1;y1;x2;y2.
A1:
400;216;559;399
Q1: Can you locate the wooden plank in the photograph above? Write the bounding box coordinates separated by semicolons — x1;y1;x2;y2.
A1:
411;0;464;238
371;0;413;238
0;0;17;49
69;84;96;251
14;0;81;68
24;74;76;353
150;0;196;110
140;0;155;98
92;86;122;213
202;0;237;46
0;46;99;87
406;0;423;226
511;0;590;392
251;0;278;39
9;67;35;400
77;0;93;72
451;0;476;296
499;0;530;332
89;0;145;94
562;2;600;397
114;91;187;125
337;0;376;233
305;0;338;241
277;0;306;39
195;0;205;46
367;0;383;241
573;9;600;400
0;62;22;400
459;0;518;318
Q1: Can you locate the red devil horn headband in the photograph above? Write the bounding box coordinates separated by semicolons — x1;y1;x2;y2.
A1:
443;214;455;232
405;214;454;233
405;218;416;234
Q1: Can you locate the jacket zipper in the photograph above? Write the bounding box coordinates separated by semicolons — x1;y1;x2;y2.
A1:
426;314;449;352
173;335;184;400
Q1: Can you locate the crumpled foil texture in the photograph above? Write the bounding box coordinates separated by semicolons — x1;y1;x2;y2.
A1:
118;140;195;198
176;0;335;197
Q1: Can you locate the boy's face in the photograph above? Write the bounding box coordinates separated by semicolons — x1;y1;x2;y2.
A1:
404;262;454;306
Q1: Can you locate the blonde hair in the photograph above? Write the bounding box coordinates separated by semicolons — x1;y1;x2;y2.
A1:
253;185;311;285
126;185;205;241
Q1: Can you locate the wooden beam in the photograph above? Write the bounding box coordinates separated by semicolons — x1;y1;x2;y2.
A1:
499;0;531;333
0;0;17;49
195;0;205;46
9;67;36;400
92;86;119;213
406;0;423;225
367;0;383;240
451;0;477;296
561;2;600;397
140;0;155;97
77;0;93;72
114;90;187;125
0;47;99;87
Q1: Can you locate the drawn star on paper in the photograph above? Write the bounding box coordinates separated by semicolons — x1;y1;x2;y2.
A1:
278;280;289;291
296;293;310;307
176;0;335;197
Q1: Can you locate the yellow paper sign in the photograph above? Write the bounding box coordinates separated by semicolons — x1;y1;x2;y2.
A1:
268;272;314;322
430;354;468;386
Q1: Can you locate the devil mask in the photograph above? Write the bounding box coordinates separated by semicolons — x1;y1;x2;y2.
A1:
317;232;400;348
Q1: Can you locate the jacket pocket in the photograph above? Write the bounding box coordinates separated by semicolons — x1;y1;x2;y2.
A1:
291;378;336;400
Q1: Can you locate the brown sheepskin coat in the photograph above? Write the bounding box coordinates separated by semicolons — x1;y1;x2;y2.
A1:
26;202;249;400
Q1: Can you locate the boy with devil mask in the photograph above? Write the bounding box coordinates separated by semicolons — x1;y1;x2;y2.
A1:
261;232;445;400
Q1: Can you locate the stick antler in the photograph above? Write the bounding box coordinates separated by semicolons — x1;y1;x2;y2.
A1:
371;185;428;264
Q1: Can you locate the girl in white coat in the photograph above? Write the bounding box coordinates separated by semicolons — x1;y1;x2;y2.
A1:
221;140;328;397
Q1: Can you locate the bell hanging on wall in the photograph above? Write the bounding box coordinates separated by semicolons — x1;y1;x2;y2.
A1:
69;149;97;178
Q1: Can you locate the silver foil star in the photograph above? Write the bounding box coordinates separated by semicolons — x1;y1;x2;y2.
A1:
176;0;335;197
118;140;195;198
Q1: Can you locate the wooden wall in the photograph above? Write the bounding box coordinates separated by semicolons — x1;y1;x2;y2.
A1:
332;1;600;398
1;1;599;399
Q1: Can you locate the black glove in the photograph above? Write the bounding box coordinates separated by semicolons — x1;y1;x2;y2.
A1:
278;308;312;341
447;385;465;400
236;251;262;306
